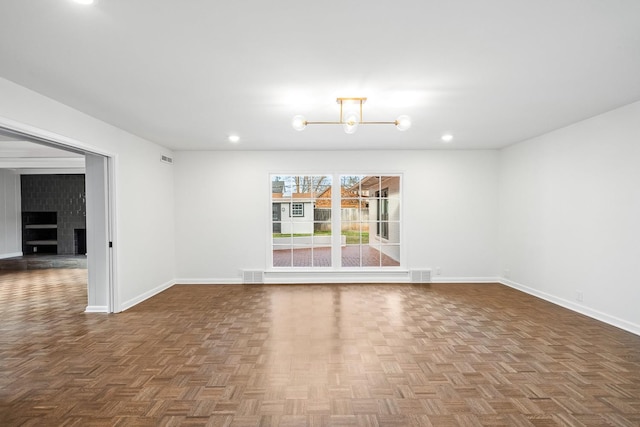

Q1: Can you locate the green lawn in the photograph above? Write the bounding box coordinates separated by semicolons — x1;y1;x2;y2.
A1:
343;230;369;244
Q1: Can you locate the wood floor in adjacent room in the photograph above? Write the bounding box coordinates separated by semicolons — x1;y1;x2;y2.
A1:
1;270;639;426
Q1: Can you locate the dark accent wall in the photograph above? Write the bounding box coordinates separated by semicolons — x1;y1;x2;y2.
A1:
21;174;86;255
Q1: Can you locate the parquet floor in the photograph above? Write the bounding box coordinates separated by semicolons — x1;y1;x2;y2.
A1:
0;254;87;270
1;270;640;426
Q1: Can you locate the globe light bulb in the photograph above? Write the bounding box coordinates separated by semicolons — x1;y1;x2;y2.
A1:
395;115;411;131
343;112;359;134
292;115;307;131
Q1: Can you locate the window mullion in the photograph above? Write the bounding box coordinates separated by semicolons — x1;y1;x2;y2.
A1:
331;173;341;269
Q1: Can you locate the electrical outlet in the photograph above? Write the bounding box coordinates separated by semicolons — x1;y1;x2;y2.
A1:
435;267;441;276
503;269;510;279
576;291;584;302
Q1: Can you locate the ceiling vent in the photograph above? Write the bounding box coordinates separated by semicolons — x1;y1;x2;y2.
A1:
160;155;173;164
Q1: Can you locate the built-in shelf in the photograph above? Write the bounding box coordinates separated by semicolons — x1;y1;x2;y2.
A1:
26;240;58;245
22;212;58;254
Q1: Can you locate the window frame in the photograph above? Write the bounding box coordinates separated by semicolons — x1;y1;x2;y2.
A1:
269;173;403;271
375;188;390;240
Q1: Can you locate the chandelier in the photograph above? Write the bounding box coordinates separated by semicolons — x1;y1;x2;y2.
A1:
292;97;411;134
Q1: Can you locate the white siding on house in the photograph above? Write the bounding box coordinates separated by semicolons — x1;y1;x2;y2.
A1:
279;201;314;235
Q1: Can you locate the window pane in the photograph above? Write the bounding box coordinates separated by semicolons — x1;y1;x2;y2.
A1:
311;247;332;267
274;173;400;269
341;175;364;192
384;221;400;244
313;226;331;245
271;176;286;195
380;244;400;266
361;243;381;267
289;175;330;195
281;176;296;197
341;222;369;245
341;245;362;267
388;200;400;221
380;176;399;197
273;247;292;267
291;248;312;267
341;203;362;222
314;206;331;224
311;177;331;199
292;235;313;248
273;230;293;239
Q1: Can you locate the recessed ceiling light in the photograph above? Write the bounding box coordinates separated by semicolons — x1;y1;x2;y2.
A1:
73;0;95;4
441;134;453;143
228;135;240;143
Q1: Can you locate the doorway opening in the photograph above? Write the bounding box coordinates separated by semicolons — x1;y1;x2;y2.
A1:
0;125;116;313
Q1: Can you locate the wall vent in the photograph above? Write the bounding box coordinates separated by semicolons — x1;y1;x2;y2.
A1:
242;270;264;284
160;155;173;164
410;269;431;284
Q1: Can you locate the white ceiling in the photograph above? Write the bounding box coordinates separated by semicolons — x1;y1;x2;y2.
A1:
0;136;85;170
0;0;639;152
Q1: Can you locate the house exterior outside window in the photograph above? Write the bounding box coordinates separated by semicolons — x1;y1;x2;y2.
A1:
271;174;401;269
290;203;304;217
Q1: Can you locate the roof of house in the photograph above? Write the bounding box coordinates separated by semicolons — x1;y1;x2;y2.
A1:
271;187;366;208
315;187;365;209
272;181;285;194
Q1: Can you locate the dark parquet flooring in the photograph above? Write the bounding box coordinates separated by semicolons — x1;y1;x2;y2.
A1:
1;269;640;426
0;254;87;270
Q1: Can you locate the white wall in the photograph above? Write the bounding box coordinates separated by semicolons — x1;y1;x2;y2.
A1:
0;169;21;258
499;100;640;334
174;150;500;282
0;77;175;310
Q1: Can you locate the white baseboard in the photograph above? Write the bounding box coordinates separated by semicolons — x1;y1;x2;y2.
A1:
174;274;502;285
432;276;501;283
85;305;108;313
264;270;410;284
500;277;640;337
119;279;175;312
174;278;243;285
0;251;23;260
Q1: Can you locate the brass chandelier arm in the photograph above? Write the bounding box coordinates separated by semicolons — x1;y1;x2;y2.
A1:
304;121;398;125
292;96;411;133
359;121;399;125
304;121;343;125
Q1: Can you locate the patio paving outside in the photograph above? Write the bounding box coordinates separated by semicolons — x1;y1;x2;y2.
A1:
272;245;399;267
